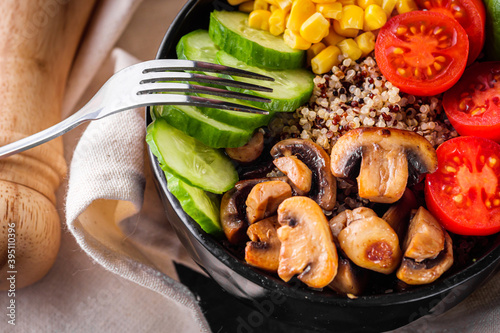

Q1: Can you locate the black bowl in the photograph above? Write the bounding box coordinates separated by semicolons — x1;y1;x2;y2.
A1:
147;1;500;331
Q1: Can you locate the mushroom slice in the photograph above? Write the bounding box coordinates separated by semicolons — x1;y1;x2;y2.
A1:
402;207;445;262
221;178;284;244
338;214;402;274
329;251;368;296
271;139;337;210
245;216;281;272
329;207;378;238
246;180;292;224
396;232;453;285
330;127;437;203
225;131;265;164
277;196;338;288
382;188;419;239
273;156;312;195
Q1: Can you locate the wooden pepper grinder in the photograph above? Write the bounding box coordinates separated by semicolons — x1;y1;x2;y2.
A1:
0;0;97;289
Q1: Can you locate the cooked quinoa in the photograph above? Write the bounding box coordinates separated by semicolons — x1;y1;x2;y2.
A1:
270;55;458;153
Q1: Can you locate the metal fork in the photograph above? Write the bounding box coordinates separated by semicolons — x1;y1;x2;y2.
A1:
0;59;274;159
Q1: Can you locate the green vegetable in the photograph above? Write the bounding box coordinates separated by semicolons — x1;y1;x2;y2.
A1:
216;50;314;112
209;10;305;70
484;0;500;60
146;118;238;194
153;104;253;148
165;170;222;236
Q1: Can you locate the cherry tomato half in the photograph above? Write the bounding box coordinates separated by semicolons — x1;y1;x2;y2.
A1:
416;0;486;66
443;62;500;143
425;136;500;236
375;11;469;96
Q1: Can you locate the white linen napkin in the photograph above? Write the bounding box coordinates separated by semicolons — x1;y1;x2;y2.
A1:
58;1;500;332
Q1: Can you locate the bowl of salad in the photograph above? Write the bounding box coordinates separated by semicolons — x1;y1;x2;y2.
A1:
146;0;500;331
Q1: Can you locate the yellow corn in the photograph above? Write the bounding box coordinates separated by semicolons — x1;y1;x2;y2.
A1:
228;0;248;5
286;0;317;31
323;25;346;46
307;42;327;65
239;1;256;12
262;0;278;5
284;28;312;49
337;38;363;60
355;31;375;57
364;4;387;31
340;5;364;30
382;0;397;16
300;12;330;43
275;0;293;11
254;0;269;10
311;0;337;3
249;10;272;30
396;0;417;14
357;0;382;9
339;0;357;5
333;18;359;37
311;45;342;74
269;8;287;35
316;3;343;20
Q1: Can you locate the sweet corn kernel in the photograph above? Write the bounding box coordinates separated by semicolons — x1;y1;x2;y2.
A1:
382;0;397;16
284;28;312;49
340;5;364;30
311;0;337;3
323;25;346;45
239;1;255;12
339;0;356;5
337;38;363;60
275;0;293;11
355;31;375;57
364;4;387;31
270;4;278;11
228;0;248;5
269;8;287;35
300;12;330;43
262;0;278;5
287;0;317;31
249;10;272;30
357;0;382;9
316;2;343;20
254;0;269;10
333;18;359;37
311;45;342;74
396;0;417;14
307;42;327;65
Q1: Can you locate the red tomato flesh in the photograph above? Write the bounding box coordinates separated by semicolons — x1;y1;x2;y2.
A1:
443;62;500;143
416;0;486;66
425;136;500;235
375;11;469;96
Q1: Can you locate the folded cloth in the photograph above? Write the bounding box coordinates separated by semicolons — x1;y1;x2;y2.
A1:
60;1;500;333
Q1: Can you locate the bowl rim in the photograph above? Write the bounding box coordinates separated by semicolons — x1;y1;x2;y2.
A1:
149;0;500;308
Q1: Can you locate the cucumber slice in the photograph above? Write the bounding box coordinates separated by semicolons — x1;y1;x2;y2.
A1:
154;104;253;148
175;29;274;129
209;10;305;70
216;50;314;112
146;118;238;194
164;170;222;236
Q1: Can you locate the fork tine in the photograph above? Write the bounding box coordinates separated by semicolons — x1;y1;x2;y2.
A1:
137;94;269;115
140;72;273;93
137;82;271;103
140;59;275;81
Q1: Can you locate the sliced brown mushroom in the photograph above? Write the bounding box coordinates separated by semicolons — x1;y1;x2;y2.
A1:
221;178;286;244
330;127;437;203
225;131;265;164
329;207;378;238
338;211;402;274
245;216;281;272
382;188;419;239
271;139;337;210
246;180;292;224
402;207;445;262
397;232;453;285
328;247;368;296
273;156;312;195
277;196;338;288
